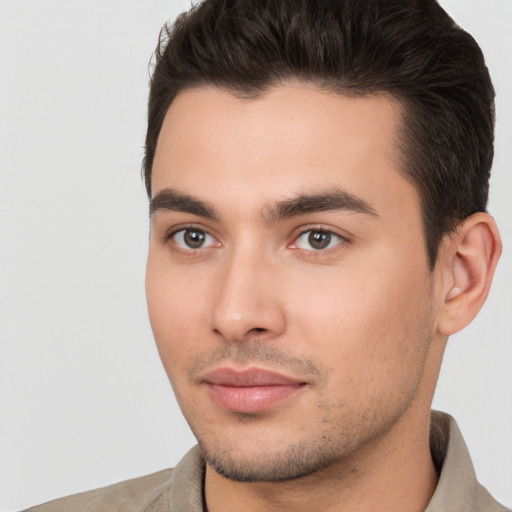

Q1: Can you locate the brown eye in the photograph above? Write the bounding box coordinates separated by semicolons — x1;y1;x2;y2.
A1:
172;228;218;250
293;230;344;251
184;229;206;248
308;231;331;250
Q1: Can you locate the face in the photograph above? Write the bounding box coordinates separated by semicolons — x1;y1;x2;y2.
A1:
146;85;441;482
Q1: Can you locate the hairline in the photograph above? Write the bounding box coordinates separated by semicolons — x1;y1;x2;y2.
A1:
147;80;440;269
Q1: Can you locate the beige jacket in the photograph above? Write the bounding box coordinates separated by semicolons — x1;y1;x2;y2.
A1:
24;411;509;511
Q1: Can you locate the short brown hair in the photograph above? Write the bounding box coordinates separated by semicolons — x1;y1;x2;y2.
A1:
143;0;495;268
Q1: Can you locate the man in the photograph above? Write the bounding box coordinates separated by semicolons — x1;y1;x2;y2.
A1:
25;0;508;510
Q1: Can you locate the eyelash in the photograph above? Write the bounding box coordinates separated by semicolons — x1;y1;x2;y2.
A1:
164;225;220;255
289;228;348;253
163;225;350;255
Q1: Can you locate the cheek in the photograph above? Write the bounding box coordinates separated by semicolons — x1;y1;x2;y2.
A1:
145;253;211;377
290;257;433;392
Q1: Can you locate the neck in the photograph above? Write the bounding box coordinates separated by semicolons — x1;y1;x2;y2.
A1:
204;406;438;512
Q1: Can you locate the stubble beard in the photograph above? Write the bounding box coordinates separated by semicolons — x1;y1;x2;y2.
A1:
194;385;421;484
181;297;436;484
199;430;340;482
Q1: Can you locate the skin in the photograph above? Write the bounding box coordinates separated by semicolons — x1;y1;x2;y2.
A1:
145;85;501;512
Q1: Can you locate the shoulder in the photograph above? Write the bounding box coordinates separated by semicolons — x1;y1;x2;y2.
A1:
428;411;510;512
22;446;205;512
23;468;174;512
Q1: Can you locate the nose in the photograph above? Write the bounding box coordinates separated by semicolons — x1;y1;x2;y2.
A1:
211;249;286;343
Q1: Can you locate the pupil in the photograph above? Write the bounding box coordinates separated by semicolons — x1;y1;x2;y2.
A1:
184;229;205;248
309;231;331;250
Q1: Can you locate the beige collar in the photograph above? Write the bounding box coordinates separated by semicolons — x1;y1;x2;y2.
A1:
167;411;508;512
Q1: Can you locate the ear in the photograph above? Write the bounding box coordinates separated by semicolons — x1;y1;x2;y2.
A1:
436;212;502;336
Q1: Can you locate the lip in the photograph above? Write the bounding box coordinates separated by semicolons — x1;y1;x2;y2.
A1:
202;367;306;413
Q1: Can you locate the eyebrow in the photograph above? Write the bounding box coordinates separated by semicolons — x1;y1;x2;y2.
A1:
150;188;218;219
150;187;378;221
262;189;378;222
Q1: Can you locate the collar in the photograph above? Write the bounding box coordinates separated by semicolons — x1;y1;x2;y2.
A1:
167;411;507;511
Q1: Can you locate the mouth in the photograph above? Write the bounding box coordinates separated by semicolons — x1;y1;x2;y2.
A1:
202;367;307;414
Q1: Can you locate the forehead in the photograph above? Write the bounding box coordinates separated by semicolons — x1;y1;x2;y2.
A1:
152;85;418;223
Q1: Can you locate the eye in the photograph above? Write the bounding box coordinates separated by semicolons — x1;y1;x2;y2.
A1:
292;230;344;251
171;228;219;250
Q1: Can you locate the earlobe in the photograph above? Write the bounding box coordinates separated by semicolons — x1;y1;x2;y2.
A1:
437;213;502;336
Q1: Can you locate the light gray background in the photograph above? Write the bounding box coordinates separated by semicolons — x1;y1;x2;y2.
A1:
0;1;510;510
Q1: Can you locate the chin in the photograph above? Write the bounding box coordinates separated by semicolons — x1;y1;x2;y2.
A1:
198;433;344;483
